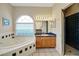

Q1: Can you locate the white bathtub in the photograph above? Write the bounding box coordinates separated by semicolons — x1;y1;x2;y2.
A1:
0;36;36;56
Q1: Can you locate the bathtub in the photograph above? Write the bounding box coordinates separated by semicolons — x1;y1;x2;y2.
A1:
0;33;36;56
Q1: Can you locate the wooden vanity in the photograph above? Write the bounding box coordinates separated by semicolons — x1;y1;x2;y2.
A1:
36;34;56;48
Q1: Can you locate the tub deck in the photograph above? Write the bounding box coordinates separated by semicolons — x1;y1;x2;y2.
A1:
0;37;35;55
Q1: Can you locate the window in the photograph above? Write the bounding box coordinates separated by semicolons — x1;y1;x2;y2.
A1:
16;15;34;36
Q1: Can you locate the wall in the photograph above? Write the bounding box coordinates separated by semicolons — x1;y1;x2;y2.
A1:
13;7;52;31
0;3;13;33
52;6;63;55
64;4;79;17
52;3;72;55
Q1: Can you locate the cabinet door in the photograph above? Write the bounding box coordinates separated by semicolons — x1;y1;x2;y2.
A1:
42;37;56;48
36;37;43;48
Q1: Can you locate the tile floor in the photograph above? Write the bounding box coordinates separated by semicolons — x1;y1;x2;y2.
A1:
30;45;79;56
65;44;79;56
31;48;59;56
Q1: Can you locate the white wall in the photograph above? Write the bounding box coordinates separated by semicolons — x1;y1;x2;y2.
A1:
13;7;52;31
52;6;62;55
0;3;13;32
52;3;72;55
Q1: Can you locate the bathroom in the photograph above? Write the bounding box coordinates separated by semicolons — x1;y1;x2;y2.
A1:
0;3;74;56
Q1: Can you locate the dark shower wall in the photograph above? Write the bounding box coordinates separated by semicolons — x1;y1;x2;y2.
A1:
64;4;79;50
65;12;79;50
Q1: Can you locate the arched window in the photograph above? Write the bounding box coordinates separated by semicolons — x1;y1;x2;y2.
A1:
16;15;34;36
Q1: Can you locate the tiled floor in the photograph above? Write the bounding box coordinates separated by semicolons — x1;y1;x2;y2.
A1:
65;44;79;56
31;48;59;56
29;45;79;56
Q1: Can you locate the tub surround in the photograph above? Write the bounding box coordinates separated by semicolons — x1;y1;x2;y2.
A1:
0;32;36;56
0;40;35;55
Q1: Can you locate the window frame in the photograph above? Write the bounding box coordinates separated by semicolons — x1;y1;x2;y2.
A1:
15;15;35;36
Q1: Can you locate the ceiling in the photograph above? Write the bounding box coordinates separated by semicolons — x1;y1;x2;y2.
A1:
10;3;54;7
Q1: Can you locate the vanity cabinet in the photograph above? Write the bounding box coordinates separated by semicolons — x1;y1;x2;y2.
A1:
36;36;56;48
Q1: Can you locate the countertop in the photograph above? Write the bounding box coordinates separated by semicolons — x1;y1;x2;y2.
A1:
35;33;56;37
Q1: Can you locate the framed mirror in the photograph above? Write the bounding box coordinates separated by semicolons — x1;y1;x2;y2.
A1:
2;17;10;26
